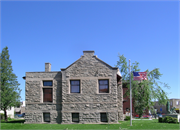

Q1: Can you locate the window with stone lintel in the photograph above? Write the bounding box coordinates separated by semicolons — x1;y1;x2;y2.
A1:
70;80;80;93
99;79;109;93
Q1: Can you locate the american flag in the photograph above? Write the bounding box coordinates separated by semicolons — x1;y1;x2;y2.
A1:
133;72;147;81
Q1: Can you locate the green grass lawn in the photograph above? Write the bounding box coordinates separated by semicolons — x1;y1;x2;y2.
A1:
1;119;180;129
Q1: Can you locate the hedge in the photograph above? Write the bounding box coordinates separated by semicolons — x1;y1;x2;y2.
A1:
1;113;4;120
124;116;130;121
158;116;178;123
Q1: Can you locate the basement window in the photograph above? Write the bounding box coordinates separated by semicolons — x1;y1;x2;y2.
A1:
43;113;50;122
100;113;108;122
72;113;79;122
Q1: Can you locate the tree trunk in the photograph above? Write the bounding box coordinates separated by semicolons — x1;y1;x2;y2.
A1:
4;108;8;122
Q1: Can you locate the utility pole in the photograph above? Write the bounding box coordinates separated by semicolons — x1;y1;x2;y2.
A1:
129;59;132;126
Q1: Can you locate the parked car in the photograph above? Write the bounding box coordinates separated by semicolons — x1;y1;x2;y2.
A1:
18;113;25;117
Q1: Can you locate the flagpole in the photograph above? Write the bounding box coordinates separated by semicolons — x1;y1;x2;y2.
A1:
129;59;132;126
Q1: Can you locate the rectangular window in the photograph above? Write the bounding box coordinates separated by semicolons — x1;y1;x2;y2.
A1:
43;113;50;122
70;80;80;93
99;80;109;93
72;113;79;122
43;88;52;102
176;101;179;105
43;81;52;86
101;113;108;122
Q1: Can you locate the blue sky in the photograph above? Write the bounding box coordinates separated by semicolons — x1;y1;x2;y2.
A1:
1;1;179;102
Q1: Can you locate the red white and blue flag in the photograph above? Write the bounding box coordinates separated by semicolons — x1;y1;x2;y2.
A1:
133;72;147;81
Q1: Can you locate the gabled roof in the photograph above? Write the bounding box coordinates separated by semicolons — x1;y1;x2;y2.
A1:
61;51;120;73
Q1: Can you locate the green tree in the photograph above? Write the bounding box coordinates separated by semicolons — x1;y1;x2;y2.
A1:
0;46;21;121
116;54;169;118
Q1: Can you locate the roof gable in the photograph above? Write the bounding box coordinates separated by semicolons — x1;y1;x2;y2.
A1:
61;51;118;71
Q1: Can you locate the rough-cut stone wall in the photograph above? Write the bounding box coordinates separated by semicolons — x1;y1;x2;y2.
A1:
117;82;124;121
61;51;122;124
25;72;62;124
26;81;41;102
62;103;118;111
24;51;123;124
65;58;113;78
25;111;61;123
62;112;118;124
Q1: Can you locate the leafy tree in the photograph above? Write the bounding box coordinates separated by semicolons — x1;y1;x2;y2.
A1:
0;46;21;121
116;54;169;118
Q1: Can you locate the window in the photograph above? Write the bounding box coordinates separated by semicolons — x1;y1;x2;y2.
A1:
43;88;52;102
43;113;50;122
101;113;108;122
72;113;79;122
176;101;179;105
70;80;80;93
43;81;52;86
99;80;109;93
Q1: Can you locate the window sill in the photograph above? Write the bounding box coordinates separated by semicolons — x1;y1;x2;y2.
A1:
42;86;53;88
43;122;50;123
68;93;81;94
98;93;110;94
42;102;53;104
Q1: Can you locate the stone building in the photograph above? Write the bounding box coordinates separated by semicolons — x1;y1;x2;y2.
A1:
170;99;180;113
23;51;123;124
154;98;180;114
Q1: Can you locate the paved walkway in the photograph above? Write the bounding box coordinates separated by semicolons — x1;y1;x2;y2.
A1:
132;119;153;120
132;117;159;120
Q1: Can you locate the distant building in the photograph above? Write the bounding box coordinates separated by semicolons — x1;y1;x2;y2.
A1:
153;101;167;114
170;99;180;113
14;101;26;114
154;98;180;114
0;107;14;118
122;82;149;117
123;82;136;116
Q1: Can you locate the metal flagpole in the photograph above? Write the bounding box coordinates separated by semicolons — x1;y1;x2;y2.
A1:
129;59;132;126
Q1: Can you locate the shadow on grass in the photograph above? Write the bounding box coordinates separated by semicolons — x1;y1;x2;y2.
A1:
1;119;25;123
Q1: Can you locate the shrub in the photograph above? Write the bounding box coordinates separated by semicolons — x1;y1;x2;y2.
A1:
7;116;12;120
173;118;178;123
158;117;163;123
124;116;130;121
163;116;178;123
164;116;172;123
1;113;4;120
